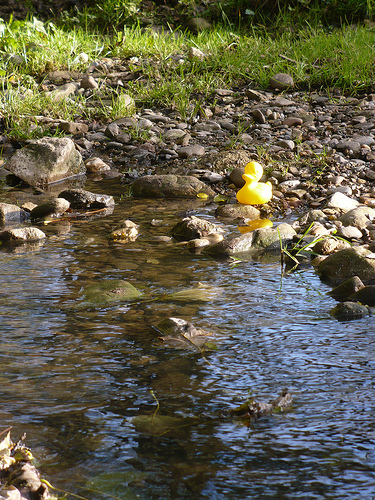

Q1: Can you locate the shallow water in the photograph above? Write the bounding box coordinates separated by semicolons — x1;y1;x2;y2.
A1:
1;179;375;500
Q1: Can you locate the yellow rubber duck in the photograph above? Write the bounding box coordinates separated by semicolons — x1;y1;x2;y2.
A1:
236;161;272;205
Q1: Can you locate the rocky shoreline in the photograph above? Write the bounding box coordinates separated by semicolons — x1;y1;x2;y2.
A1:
1;60;375;321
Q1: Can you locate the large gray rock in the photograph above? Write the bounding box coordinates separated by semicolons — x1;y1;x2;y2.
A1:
0;203;28;226
207;223;296;256
5;137;84;188
0;227;46;243
318;247;375;283
171;216;222;241
131;174;215;198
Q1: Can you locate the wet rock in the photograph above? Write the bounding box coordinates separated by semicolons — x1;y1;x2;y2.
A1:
251;223;296;250
59;188;115;208
82;280;143;306
30;197;70;220
187;234;224;249
328;276;365;301
215;204;260;220
338;206;375;230
110;220;139;242
0;227;46;243
171;216;223;241
269;73;294;90
230;388;293;420
318;247;375;283
207;223;296;255
156;317;213;350
5;137;84;188
131;174;215;198
330;301;372;321
349;285;375;306
0;203;28;226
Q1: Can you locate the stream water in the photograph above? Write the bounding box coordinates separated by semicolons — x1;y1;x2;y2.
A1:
1;178;375;500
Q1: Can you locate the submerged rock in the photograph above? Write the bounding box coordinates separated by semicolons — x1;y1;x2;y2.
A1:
5;137;85;188
230;388;293;420
110;220;139;242
82;280;143;305
156;317;214;350
131;174;215;198
171;216;223;241
330;301;372;321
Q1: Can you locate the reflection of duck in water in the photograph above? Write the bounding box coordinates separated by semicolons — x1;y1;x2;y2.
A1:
236;161;272;205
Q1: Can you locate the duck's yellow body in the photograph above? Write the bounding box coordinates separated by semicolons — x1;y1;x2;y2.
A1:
236;161;272;205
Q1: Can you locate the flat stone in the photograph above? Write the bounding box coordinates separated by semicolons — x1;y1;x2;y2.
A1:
0;227;46;243
177;145;205;158
283;117;303;126
326;192;359;212
336;225;363;240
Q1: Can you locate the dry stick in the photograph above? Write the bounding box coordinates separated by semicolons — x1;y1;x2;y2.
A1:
279;53;298;64
0;426;12;437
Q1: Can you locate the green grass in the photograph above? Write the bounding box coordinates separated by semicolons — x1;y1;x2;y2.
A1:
1;12;375;139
